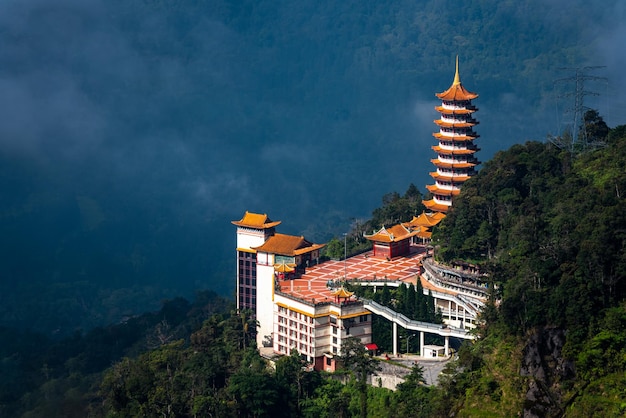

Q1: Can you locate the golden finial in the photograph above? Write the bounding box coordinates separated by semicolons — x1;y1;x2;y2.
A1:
453;55;461;86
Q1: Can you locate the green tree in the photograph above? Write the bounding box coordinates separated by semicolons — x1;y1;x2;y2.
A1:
339;337;381;418
395;363;432;417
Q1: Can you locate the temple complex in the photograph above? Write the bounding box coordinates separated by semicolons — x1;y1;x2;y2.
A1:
231;58;487;373
423;57;480;213
233;210;479;372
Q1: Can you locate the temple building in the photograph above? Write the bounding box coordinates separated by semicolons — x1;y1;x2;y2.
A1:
423;57;480;213
363;224;419;259
233;211;478;371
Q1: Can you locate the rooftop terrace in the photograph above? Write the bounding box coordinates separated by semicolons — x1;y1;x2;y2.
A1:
277;245;428;303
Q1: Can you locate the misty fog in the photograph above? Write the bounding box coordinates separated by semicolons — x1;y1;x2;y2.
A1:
1;0;624;333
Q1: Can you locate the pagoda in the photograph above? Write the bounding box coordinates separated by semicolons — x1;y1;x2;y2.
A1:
423;57;479;213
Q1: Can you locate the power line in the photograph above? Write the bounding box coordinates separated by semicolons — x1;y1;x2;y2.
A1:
549;66;607;154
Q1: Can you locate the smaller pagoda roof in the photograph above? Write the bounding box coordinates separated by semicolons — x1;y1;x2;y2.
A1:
432;146;478;155
435;106;477;115
431;212;446;221
429;172;471;183
253;233;325;256
436;57;478;101
434;120;477;128
416;229;432;239
232;211;281;229
404;211;445;228
433;133;479;141
331;286;354;299
430;160;476;169
426;185;462;196
423;199;451;213
364;223;418;243
398;223;433;239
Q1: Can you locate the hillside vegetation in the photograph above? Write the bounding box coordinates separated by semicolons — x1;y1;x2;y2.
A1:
431;122;626;416
3;123;624;417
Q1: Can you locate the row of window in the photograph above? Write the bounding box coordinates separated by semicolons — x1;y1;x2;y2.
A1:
277;306;315;324
440;127;476;135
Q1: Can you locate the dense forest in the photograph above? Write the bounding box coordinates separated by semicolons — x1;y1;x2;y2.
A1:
2;119;624;417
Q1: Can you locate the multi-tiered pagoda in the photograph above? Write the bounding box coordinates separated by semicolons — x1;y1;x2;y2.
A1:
423;57;479;213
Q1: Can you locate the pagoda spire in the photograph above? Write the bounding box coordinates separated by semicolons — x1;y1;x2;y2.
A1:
453;55;460;86
423;58;480;213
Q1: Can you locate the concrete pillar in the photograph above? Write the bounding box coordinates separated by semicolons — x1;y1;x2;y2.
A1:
392;322;398;356
444;336;449;357
448;300;451;319
420;331;425;357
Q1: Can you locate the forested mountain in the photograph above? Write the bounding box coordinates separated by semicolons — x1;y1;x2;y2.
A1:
431;122;626;416
3;123;624;417
1;0;625;335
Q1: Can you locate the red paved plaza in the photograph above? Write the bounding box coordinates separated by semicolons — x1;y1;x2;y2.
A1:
278;245;428;303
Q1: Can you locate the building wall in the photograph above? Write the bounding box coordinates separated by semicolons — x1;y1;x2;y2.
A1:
237;250;257;311
236;226;273;312
273;293;372;370
256;257;276;348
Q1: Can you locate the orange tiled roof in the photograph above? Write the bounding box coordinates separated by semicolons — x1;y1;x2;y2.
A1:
232;211;281;229
426;185;462;196
432;146;478;155
430;212;446;221
253;233;325;256
430;160;476;169
422;199;451;213
364;223;418;243
416;229;432;239
433;133;479;141
331;287;354;298
428;171;470;183
435;57;478;101
435;106;477;115
405;212;445;228
434;120;477;128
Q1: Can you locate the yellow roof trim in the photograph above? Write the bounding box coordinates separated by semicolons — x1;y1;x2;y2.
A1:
339;311;371;320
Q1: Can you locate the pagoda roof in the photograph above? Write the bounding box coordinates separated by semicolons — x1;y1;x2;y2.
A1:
433;132;479;141
435;57;478;101
232;211;281;229
430;160;476;169
432;146;478;155
253;233;325;256
431;212;446;221
435;106;477;115
426;185;462;196
404;211;446;228
331;286;354;299
423;199;451;213
363;223;418;243
429;172;472;182
434;120;477;128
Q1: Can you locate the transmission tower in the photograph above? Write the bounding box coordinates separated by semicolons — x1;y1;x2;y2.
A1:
550;66;607;154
